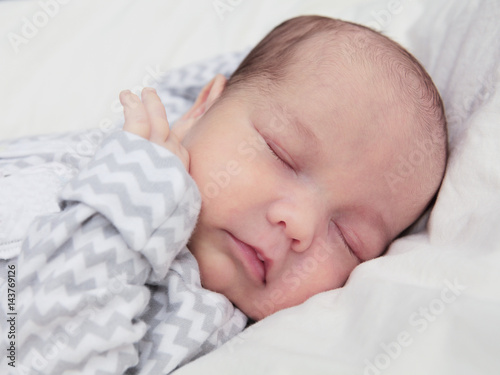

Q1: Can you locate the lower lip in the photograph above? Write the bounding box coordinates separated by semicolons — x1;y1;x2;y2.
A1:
227;232;265;283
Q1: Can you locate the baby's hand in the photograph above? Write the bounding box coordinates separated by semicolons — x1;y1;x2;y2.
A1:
119;88;190;171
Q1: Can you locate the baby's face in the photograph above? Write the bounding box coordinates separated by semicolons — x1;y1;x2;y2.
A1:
180;64;432;320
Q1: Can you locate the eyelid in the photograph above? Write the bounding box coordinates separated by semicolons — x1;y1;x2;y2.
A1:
266;141;287;166
265;138;295;170
333;221;360;261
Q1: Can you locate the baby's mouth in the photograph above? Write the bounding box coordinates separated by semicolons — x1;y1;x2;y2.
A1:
227;232;267;284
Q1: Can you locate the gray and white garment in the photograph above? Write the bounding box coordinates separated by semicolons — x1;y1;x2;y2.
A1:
0;51;249;374
1;130;247;374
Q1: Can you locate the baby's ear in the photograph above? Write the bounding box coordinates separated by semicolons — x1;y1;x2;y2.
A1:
172;74;227;142
182;74;227;120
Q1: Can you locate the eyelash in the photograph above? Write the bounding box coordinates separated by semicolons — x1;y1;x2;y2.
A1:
266;141;292;169
334;223;358;260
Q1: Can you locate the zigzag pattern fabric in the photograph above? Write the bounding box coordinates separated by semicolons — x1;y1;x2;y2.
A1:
8;131;246;374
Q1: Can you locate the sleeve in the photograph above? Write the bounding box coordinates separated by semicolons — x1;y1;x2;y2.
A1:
17;130;201;375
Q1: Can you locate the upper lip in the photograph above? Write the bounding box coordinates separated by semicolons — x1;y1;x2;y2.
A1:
231;233;272;283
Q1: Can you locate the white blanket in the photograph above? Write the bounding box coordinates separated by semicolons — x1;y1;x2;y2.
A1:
1;0;499;374
174;1;500;374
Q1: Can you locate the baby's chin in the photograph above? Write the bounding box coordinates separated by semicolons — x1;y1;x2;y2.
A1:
191;248;261;318
195;250;236;294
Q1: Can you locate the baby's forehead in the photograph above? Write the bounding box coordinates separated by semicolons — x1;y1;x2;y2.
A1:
229;32;413;142
245;85;395;153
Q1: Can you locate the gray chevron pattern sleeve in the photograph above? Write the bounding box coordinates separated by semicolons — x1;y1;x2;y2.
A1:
15;131;247;374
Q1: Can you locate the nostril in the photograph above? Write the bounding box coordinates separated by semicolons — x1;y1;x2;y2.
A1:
291;238;303;252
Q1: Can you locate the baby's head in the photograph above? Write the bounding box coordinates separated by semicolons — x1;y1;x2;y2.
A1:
173;16;447;320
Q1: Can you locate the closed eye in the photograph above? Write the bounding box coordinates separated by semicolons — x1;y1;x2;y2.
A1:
333;222;360;262
266;140;293;170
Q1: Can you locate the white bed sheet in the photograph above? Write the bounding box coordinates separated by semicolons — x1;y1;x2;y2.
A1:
2;1;499;374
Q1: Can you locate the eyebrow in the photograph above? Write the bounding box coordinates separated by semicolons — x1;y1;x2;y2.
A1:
271;102;320;148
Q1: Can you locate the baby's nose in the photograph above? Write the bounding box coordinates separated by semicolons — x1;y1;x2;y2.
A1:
267;193;323;253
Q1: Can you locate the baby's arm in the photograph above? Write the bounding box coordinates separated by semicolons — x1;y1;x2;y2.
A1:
17;92;201;374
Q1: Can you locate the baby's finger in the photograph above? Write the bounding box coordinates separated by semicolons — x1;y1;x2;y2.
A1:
141;88;170;145
120;90;150;139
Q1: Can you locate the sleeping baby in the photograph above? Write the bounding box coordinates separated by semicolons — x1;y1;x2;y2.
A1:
12;15;447;375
